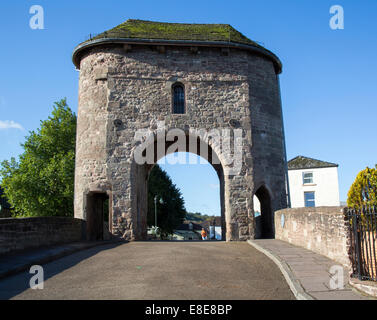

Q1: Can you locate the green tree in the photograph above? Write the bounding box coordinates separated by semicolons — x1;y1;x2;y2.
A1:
347;165;377;208
148;165;186;238
0;99;76;217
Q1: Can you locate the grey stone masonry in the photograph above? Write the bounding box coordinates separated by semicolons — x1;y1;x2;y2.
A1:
73;35;288;241
275;207;350;266
0;217;83;255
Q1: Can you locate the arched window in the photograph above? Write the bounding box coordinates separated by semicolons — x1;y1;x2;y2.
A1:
172;83;185;114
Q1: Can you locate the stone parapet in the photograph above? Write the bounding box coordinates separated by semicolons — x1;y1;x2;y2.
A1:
0;217;84;255
275;206;350;266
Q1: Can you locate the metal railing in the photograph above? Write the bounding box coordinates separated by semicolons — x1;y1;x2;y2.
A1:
346;206;377;281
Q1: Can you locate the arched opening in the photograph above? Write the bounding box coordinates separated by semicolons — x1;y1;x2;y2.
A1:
131;133;226;241
253;185;274;239
146;152;223;241
86;192;110;240
172;82;185;114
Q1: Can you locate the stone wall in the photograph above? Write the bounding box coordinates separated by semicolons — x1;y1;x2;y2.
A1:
0;217;84;255
74;43;287;241
275;207;350;266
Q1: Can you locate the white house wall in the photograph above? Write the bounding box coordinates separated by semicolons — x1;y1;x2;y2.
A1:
288;167;340;208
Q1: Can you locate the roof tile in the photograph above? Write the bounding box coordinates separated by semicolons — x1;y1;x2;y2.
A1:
288;156;338;170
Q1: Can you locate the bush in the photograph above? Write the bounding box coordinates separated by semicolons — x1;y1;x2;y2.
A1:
347;165;377;208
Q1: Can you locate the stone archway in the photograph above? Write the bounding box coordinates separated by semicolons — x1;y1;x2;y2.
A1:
130;132;227;240
254;185;274;239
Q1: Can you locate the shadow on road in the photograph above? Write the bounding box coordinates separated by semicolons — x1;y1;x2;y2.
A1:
141;240;226;243
0;241;124;300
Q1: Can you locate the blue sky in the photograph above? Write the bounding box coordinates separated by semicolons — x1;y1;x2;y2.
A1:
0;1;376;215
158;153;220;216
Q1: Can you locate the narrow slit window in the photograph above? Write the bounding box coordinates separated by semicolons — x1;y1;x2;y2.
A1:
172;83;185;114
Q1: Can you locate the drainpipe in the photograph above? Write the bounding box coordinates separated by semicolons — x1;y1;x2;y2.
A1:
154;195;158;228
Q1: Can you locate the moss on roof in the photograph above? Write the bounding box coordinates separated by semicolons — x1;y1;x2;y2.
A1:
288;156;338;170
88;19;262;47
73;19;282;73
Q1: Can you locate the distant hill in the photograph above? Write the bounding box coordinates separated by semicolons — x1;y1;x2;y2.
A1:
185;212;217;224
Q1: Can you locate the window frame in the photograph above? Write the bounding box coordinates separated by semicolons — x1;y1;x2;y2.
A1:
171;82;185;114
304;191;315;207
302;171;314;185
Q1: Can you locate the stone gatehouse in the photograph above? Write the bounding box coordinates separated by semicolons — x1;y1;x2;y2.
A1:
72;19;288;241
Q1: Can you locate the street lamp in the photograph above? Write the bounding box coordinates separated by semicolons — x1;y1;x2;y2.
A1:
154;195;164;229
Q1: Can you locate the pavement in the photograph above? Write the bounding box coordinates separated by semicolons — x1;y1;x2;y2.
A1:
248;239;375;300
0;241;294;300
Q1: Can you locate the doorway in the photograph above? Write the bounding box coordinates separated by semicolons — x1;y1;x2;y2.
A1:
86;192;110;240
254;186;274;239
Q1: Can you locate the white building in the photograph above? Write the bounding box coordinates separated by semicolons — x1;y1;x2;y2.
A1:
287;156;340;208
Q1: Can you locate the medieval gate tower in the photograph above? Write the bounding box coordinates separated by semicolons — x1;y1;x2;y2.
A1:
72;19;288;241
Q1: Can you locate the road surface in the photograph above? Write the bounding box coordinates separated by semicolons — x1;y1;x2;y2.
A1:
0;241;294;300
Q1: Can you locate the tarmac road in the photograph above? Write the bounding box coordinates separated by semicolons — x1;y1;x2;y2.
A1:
0;241;294;300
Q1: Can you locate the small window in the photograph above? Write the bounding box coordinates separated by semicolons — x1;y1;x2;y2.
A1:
172;83;185;114
303;172;313;184
304;192;315;207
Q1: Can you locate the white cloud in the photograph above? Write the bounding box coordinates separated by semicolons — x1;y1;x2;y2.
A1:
209;183;219;189
0;120;24;130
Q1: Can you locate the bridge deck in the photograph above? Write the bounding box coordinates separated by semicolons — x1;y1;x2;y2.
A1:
0;241;294;300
